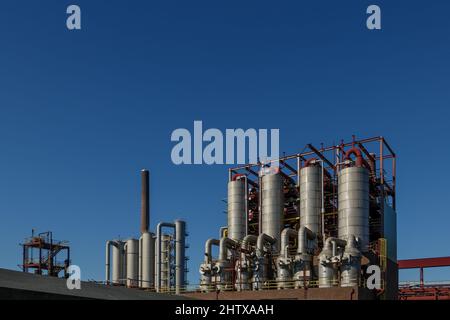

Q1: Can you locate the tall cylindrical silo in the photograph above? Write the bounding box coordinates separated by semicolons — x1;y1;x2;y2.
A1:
126;238;139;287
299;165;321;234
140;232;155;289
338;166;370;252
112;240;125;285
261;173;284;252
227;179;247;241
175;220;186;294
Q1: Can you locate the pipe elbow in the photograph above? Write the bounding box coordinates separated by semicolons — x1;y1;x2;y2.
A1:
241;235;258;250
344;147;363;167
280;228;298;256
256;233;276;257
219;237;237;262
297;226;316;255
204;238;220;263
304;158;318;167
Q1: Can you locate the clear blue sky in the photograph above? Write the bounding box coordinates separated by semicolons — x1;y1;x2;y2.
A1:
0;0;449;285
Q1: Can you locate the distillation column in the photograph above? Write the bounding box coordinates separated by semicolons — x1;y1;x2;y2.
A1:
338;150;370;252
261;172;283;252
227;177;247;241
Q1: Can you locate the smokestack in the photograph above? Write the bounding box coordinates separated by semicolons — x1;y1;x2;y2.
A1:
140;169;149;234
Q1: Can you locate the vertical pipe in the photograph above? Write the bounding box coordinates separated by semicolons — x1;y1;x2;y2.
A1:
105;240;112;284
175;220;186;294
420;268;424;288
139;236;143;286
297;156;301;226
393;156;396;211
258;165;263;235
320;160;325;238
140;169;149;234
380;138;385;238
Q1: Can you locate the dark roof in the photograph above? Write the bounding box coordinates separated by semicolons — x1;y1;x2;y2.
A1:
0;268;190;300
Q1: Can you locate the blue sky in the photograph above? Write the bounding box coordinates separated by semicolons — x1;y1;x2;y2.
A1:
0;0;449;285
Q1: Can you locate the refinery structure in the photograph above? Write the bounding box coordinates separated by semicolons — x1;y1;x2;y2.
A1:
105;169;189;294
198;136;398;299
3;136;450;300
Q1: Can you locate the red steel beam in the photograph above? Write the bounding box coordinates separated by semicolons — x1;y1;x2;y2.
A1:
398;257;450;269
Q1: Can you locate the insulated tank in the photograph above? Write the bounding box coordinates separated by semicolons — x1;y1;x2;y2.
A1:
112;240;125;285
299;165;321;234
126;238;139;287
338;166;370;252
261;173;284;252
227;179;247;241
139;232;155;289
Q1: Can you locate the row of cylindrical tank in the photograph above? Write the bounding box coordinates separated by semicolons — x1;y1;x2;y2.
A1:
106;220;186;293
200;150;370;290
105;169;189;294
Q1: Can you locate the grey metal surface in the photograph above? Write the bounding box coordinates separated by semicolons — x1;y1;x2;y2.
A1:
276;228;298;289
293;226;316;288
126;239;139;287
111;240;125;285
300;166;322;234
175;219;186;294
261;173;284;252
338;166;370;252
341;235;361;287
227;180;247;241
204;238;220;263
139;232;155;289
0;268;189;300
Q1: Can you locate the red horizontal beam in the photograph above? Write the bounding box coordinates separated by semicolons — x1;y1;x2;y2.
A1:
398;257;450;269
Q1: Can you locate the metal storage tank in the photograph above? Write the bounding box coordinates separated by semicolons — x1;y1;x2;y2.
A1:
299;164;322;234
227;179;247;241
111;240;125;285
338;166;370;252
139;232;155;289
261;173;284;252
126;238;139;287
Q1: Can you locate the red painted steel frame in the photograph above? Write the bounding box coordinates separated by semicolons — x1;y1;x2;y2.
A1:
398;257;450;269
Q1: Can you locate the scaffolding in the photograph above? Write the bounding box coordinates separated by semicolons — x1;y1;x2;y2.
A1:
21;230;70;278
224;135;397;297
228;135;396;243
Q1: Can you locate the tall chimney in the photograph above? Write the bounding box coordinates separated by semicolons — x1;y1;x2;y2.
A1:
140;169;149;234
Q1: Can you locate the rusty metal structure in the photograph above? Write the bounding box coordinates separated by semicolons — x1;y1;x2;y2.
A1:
21;231;70;277
398;256;450;300
199;135;398;299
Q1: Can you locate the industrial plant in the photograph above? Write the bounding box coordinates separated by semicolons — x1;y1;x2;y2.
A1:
196;136;398;299
105;169;189;294
1;136;449;300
